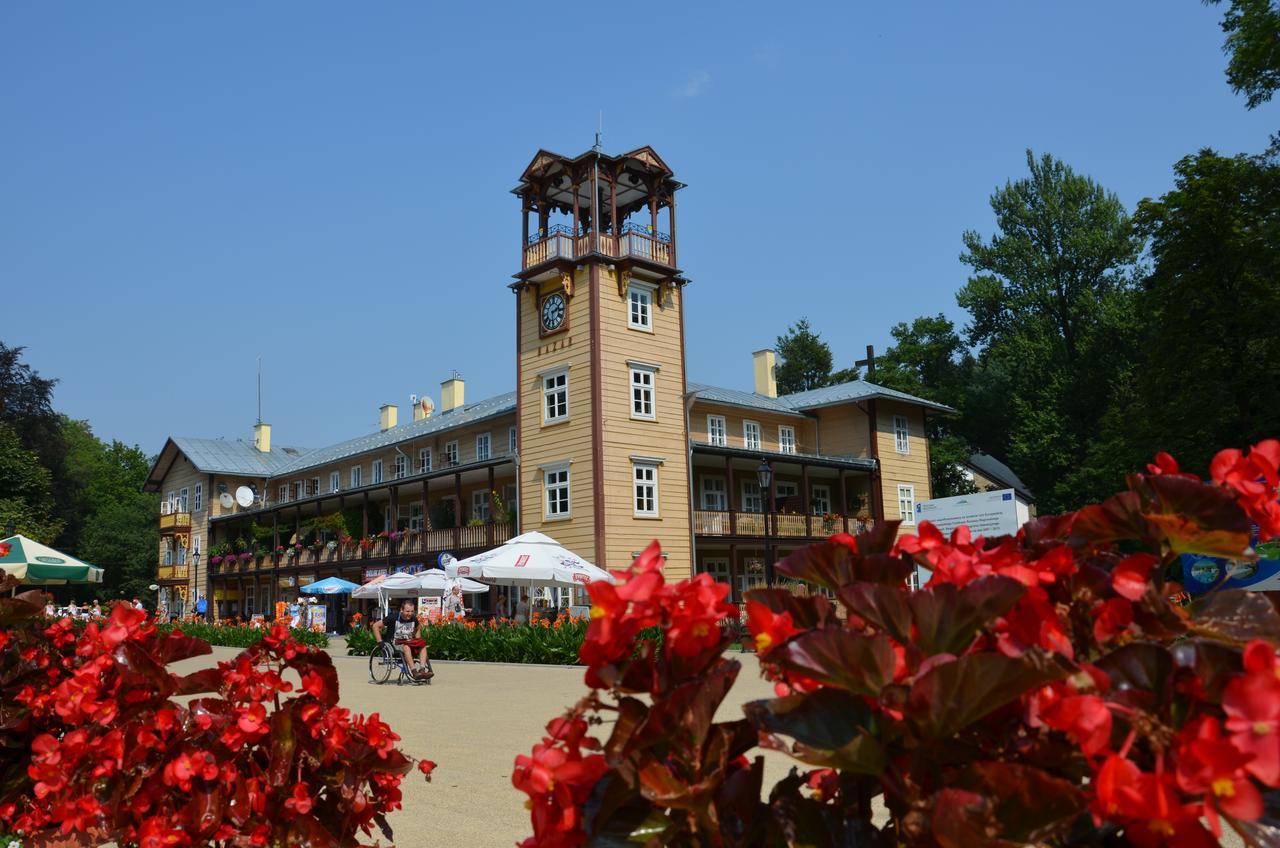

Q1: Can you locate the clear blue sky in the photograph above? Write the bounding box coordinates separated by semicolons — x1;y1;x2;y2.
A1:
1;2;1273;455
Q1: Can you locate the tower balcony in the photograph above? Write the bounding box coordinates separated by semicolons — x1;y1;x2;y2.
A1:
159;510;192;535
522;223;672;271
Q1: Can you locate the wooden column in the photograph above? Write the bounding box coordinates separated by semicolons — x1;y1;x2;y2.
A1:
453;471;463;551
389;484;399;557
572;182;580;240
729;544;739;604
649;193;658;235
801;464;811;536
589;160;599;252
726;456;736;535
422;477;430;530
486;465;496;547
668;189;677;266
361;491;369;559
609;172;618;236
838;472;849;534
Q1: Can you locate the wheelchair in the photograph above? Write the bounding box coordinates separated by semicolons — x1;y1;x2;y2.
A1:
369;641;434;685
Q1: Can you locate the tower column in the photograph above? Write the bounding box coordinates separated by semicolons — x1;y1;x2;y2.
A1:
668;189;677;265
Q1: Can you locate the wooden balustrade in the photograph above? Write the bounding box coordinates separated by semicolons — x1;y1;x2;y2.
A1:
693;511;870;539
522;229;672;269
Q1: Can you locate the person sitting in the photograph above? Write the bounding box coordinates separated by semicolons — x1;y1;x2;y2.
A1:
91;600;103;618
372;599;433;680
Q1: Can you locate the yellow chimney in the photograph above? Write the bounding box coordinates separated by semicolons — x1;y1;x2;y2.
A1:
753;349;777;398
253;422;272;453
379;404;398;431
441;376;465;413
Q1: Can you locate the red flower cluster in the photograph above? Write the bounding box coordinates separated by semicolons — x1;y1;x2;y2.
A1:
1211;439;1280;538
0;594;435;846
512;715;607;848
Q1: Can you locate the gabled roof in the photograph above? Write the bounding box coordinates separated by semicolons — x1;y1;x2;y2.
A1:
965;453;1035;501
687;379;953;416
271;392;517;476
779;380;954;414
144;436;310;491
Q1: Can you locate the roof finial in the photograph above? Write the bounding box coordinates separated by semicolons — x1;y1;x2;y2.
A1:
592;111;603;152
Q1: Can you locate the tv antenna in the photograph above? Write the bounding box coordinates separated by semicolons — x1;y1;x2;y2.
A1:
592;111;603;152
256;356;262;424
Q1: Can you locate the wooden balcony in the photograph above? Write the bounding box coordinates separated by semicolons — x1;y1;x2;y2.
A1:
694;510;872;540
156;564;190;582
158;511;192;535
522;224;672;270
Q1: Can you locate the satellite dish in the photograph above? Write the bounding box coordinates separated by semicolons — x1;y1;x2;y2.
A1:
219;492;235;509
234;486;255;508
420;397;435;418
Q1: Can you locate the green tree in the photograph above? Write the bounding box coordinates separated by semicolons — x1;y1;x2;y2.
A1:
1205;0;1280;109
0;423;63;543
774;318;834;394
1121;149;1280;474
957;151;1143;513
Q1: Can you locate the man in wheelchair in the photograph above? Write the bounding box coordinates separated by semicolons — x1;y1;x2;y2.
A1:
372;598;434;680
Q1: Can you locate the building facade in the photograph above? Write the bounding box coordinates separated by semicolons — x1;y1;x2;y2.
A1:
144;146;946;619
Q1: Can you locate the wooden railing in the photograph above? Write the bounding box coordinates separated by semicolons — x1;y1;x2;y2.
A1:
523;227;672;270
693;511;872;539
156;565;189;581
158;512;191;534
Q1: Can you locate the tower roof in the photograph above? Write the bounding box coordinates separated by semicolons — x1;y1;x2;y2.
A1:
513;146;684;219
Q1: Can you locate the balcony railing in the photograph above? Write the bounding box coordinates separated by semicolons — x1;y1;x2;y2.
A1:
694;510;872;539
158;512;192;534
156;565;190;582
523;224;672;270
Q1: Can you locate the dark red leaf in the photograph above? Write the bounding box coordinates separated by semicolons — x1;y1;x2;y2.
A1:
837;583;912;644
744;689;885;775
1191;590;1280;644
742;587;836;630
770;630;895;697
959;762;1085;843
907;576;1025;655
908;652;1069;739
1095;642;1174;711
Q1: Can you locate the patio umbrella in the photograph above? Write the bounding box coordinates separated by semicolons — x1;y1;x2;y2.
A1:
299;576;360;595
351;572;488;601
444;531;616;588
0;535;104;585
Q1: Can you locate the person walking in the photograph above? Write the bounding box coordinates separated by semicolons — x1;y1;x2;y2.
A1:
195;595;207;621
442;583;467;619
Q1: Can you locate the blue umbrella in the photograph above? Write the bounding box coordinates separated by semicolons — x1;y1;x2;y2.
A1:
300;576;360;595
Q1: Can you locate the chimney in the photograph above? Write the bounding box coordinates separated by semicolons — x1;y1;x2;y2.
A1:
412;393;433;421
753;349;777;398
253;422;272;453
379;404;398;431
441;375;465;413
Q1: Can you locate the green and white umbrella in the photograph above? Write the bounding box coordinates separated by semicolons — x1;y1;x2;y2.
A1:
0;535;104;585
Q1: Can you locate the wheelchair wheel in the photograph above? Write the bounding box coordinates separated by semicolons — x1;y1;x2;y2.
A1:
369;642;395;684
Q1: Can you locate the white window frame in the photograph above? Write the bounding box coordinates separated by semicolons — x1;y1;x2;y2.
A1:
329;471;341;493
700;477;728;511
778;425;797;455
445;441;459;467
706;414;727;447
508;426;518;454
702;557;730;584
476;432;491;462
372;460;384;484
293;481;304;501
627;282;655;331
741;481;763;513
471;489;491;522
893;415;910;454
193;483;202;513
278;484;289;503
310;477;321;496
419;448;432;473
409;502;424;531
163;544;173;566
393;454;407;479
543;368;569;424
898;484;916;524
630;365;656;420
503;483;518;512
544;463;571;519
811;484;831;515
633;461;659;517
743;420;761;451
350;466;363;488
179;487;189;512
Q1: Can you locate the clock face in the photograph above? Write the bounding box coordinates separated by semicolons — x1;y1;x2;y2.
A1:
541;293;566;332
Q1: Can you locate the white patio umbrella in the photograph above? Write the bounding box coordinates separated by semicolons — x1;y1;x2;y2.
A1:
352;571;487;600
444;531;616;588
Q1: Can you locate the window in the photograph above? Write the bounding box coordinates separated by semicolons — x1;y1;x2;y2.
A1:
627;283;653;330
633;462;659;516
350;466;363;488
476;433;491;462
472;490;491;521
371;460;383;484
244;583;255;616
503;483;518;513
163;545;173;566
707;415;727;447
179;488;189;512
898;485;916;524
293;481;303;501
193;483;203;513
445;441;459;467
630;366;655;420
543;369;568;423
418;448;432;474
394;454;407;479
177;541;186;565
811;485;831;515
192;535;200;557
165;491;176;513
545;466;570;518
893;415;910;454
309;477;320;496
778;426;797;455
329;471;341;493
700;477;727;511
278;484;289;504
509;426;518;454
741;481;763;513
907;569;922;591
743;421;761;450
409;502;424;531
702;558;730;585
775;482;798;510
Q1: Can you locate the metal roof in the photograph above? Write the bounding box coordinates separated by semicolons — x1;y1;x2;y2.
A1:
686;383;806;417
687;379;953;416
271;392;517;477
170;436;309;476
966;452;1035;500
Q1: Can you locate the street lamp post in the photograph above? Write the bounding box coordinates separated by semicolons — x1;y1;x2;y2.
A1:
191;552;200;620
756;458;775;587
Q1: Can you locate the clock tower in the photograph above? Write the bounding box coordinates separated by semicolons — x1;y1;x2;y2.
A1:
511;146;692;576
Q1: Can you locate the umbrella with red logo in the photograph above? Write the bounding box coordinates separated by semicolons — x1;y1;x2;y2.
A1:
443;531;615;588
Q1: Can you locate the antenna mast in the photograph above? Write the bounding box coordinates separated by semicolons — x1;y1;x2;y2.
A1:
593;111;603;152
256;356;262;424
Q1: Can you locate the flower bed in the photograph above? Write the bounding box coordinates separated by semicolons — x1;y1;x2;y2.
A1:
157;620;329;649
345;614;586;665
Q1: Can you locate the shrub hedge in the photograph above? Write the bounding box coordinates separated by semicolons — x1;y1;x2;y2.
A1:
345;616;586;665
157;621;329;649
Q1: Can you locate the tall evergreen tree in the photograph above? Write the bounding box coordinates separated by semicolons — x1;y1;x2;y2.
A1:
774;318;835;394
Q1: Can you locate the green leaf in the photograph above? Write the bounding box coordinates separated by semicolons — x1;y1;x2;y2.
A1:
908;651;1069;739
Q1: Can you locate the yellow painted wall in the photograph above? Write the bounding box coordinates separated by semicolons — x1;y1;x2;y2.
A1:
874;401;932;530
687;401;816;455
